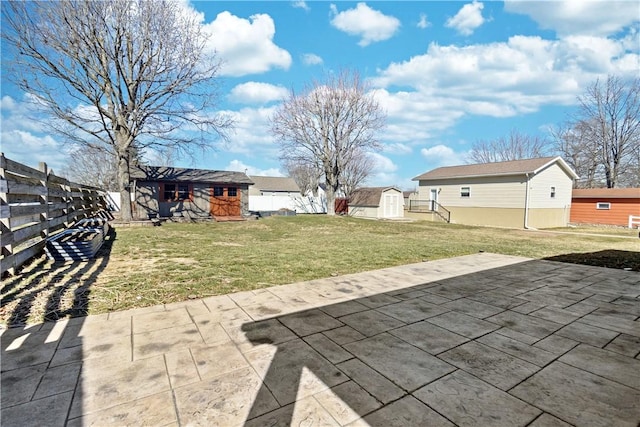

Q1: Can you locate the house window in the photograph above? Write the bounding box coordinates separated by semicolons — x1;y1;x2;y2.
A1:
227;187;237;197
550;187;556;198
163;183;176;201
177;183;190;200
596;202;611;210
460;187;470;198
161;183;192;202
213;186;224;197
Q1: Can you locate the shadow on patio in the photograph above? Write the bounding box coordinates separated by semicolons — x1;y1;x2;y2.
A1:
238;259;640;426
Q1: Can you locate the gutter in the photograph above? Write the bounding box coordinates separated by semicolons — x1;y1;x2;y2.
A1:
524;172;532;229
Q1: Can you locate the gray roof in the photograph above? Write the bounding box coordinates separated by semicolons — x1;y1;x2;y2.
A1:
249;176;301;193
350;187;401;207
131;165;253;185
572;188;640;199
412;157;578;181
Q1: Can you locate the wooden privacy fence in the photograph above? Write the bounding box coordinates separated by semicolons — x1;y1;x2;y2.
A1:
0;153;107;276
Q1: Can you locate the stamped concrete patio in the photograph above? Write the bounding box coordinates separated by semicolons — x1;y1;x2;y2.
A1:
2;252;639;426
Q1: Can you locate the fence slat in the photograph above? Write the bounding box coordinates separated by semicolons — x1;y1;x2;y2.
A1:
0;153;108;275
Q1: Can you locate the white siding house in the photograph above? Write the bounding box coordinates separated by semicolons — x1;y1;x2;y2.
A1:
349;187;404;219
411;157;577;228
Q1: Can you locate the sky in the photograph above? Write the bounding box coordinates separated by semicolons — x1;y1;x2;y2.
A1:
1;1;639;190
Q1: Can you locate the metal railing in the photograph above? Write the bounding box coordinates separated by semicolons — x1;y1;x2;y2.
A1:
408;199;450;223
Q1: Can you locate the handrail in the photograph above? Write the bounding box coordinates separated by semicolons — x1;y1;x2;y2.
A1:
408;199;450;223
432;201;451;223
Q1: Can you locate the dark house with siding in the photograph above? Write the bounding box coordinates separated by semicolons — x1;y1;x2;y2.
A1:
130;165;253;220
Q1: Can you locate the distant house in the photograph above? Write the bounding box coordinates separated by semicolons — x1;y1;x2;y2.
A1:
248;175;302;212
411;157;578;228
349;187;404;219
403;190;418;210
570;188;640;227
130;165;253;220
249;176;302;197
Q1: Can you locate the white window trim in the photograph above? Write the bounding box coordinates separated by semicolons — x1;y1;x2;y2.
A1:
596;202;611;210
460;186;470;198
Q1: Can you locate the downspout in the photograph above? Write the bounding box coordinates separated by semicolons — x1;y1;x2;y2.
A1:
524;173;531;229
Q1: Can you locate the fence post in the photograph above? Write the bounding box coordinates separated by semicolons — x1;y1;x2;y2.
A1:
0;153;15;274
39;162;49;242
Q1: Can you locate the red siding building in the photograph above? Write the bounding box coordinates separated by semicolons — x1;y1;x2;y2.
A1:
570;188;640;227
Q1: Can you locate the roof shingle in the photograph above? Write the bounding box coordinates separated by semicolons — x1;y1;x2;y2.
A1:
572;188;640;199
130;165;253;185
412;157;575;181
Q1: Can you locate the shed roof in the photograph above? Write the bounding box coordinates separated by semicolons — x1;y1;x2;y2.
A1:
572;188;640;199
350;187;401;207
412;157;578;181
249;176;301;192
130;165;253;185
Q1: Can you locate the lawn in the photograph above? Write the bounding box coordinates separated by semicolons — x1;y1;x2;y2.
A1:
2;215;639;326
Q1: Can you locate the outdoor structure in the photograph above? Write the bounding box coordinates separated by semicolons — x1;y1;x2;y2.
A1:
411;157;578;228
130;165;253;220
403;190;419;210
570;188;640;227
349;187;404;219
248;176;302;212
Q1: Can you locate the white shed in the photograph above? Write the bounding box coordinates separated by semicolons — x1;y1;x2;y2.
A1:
349;187;404;219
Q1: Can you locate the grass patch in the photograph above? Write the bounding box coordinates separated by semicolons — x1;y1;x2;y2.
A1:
2;215;639;326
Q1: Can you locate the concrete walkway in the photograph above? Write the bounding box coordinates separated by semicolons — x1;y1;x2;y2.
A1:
2;253;639;426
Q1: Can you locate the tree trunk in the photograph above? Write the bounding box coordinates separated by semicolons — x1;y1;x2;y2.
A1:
117;152;133;221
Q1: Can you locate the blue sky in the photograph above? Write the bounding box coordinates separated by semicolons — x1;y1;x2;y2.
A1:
1;1;639;190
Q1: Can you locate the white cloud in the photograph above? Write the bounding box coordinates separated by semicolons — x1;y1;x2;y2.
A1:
417;13;431;29
383;142;413;155
291;1;310;11
371;35;639;127
445;1;485;36
330;3;401;46
302;53;324;66
366;152;403;187
1;129;70;173
228;82;288;105
218;106;278;156
504;0;640;37
420;145;463;167
225;159;283;176
205;12;292;77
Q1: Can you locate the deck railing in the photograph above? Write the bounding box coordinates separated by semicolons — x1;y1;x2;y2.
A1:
408;199;450;223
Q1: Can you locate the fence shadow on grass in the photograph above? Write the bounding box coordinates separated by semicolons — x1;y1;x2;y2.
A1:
1;228;116;425
1;227;116;327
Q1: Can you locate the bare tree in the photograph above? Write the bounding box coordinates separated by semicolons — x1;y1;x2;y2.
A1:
66;144;120;191
2;0;232;220
573;75;640;188
284;160;322;196
467;129;551;164
341;149;375;200
271;70;386;215
552;121;602;188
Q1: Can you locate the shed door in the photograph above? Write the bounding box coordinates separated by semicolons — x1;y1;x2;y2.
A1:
384;194;399;217
210;186;240;216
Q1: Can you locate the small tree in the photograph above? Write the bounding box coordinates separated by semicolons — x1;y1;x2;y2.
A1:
271;70;386;215
552;121;602;188
66;144;120;191
573;75;640;188
467;129;550;164
2;0;232;220
340;149;375;200
284;160;322;196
